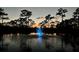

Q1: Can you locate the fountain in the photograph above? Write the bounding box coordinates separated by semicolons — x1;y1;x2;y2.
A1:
36;28;43;47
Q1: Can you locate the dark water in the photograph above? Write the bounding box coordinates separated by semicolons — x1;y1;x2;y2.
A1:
0;33;77;52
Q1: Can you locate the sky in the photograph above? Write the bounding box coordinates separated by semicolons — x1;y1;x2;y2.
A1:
1;7;78;22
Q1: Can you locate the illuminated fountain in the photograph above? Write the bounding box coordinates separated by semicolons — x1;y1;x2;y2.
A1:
36;27;43;47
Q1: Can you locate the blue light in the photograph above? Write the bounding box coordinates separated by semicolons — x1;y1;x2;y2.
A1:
36;28;43;47
36;28;43;37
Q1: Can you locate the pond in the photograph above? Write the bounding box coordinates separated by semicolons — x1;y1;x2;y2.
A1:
0;33;75;52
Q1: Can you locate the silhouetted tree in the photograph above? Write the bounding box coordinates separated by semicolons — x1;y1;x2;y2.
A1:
45;14;51;20
67;8;79;29
56;8;68;49
40;14;54;28
0;8;9;24
73;8;79;19
10;20;16;26
20;9;32;26
56;8;68;22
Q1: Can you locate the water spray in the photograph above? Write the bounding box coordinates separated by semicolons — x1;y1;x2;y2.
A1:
36;27;43;47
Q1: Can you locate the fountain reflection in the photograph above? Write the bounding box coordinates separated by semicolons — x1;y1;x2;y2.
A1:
0;33;78;52
36;28;43;47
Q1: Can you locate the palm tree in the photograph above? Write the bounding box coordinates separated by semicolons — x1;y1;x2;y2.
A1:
56;8;68;22
0;8;9;24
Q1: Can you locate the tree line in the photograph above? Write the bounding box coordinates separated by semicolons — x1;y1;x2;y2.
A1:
0;7;79;34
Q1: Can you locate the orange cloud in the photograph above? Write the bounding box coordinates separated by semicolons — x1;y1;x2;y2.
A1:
32;23;41;28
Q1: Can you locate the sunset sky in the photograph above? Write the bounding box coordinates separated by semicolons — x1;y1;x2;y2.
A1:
1;7;78;22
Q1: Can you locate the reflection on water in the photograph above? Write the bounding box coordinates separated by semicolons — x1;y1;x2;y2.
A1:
0;33;77;52
36;28;43;48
